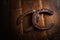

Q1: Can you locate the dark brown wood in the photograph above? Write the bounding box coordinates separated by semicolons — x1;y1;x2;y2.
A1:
10;0;60;40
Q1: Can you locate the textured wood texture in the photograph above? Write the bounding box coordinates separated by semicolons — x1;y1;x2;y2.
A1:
10;0;60;40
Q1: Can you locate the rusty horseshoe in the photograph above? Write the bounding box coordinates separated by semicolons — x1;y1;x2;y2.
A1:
16;8;54;31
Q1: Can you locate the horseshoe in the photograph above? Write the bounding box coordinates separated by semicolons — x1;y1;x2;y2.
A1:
16;10;34;25
32;9;54;30
16;8;54;31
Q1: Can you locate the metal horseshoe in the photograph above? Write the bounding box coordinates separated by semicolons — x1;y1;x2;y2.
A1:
16;8;54;31
32;9;54;30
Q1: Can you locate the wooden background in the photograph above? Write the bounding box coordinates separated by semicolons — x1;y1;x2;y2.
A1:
1;0;60;40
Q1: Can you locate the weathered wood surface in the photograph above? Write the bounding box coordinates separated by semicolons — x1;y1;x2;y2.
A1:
10;0;60;40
